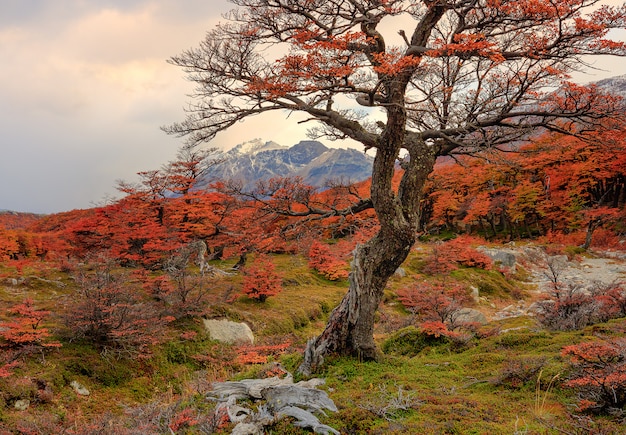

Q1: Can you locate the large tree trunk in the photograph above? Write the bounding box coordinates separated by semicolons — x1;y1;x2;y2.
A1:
298;229;414;375
298;134;436;376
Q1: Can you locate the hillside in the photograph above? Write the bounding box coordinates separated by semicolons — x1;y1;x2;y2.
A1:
1;236;625;433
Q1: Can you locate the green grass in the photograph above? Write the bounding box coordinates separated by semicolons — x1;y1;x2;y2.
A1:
1;250;625;434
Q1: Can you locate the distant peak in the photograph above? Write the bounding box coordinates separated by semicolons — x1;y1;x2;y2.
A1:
229;139;286;155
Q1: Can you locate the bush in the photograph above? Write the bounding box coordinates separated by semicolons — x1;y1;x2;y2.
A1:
242;254;282;302
536;281;626;331
0;298;60;349
562;338;626;413
65;261;170;358
396;280;472;329
307;241;349;280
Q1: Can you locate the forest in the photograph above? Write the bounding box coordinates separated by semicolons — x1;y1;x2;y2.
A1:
2;0;626;432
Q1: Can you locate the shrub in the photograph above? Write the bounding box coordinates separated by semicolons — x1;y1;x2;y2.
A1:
534;284;600;331
0;298;60;349
65;261;170;358
562;338;626;413
536;281;626;331
396;280;472;329
423;236;492;275
307;240;349;280
242;254;282;302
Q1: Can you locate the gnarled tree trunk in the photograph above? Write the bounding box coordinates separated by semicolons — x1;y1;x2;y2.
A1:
298;136;436;376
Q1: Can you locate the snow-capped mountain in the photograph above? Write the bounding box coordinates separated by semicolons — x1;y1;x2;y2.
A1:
197;139;374;191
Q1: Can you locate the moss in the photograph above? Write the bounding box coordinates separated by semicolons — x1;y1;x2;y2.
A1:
381;326;450;357
450;267;524;300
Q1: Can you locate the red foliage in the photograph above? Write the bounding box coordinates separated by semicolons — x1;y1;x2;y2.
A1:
0;298;60;349
307;240;349;280
236;342;290;365
242;255;282;302
562;338;626;412
423;236;492;275
396;281;472;329
0;361;18;378
418;321;461;339
169;408;198;433
65;262;169;358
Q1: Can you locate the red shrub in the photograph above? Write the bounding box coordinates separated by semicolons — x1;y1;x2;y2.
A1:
307;240;349;280
423;236;491;275
242;254;282;302
0;298;60;349
562;338;626;413
66;262;168;358
396;281;472;329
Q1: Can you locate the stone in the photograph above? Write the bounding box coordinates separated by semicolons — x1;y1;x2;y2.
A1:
14;399;30;411
394;267;406;278
477;247;517;268
455;308;488;325
470;286;480;303
203;318;254;344
70;380;90;396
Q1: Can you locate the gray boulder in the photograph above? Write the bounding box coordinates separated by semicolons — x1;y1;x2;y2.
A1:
203;318;254;344
455;308;488;325
477;247;517;268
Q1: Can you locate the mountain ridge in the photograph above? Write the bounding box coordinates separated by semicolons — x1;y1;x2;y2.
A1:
197;139;374;191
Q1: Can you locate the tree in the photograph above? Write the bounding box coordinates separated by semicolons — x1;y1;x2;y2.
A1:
164;0;626;373
242;254;282;302
0;298;60;349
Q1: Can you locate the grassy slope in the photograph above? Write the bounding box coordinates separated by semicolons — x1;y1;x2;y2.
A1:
0;247;624;434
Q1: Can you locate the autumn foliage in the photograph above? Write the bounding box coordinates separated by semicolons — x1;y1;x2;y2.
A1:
307;240;350;281
396;281;473;330
242;255;282;302
562;338;626;413
0;298;60;349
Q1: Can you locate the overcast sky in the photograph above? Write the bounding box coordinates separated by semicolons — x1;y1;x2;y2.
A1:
1;1;625;214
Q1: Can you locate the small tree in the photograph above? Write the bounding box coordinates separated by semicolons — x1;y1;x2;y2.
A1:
562;338;626;413
0;298;60;349
242;255;282;303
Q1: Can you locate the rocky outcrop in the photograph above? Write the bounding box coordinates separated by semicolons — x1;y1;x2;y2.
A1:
207;367;339;435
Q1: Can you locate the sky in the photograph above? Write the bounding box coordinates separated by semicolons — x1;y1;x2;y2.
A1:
1;1;625;214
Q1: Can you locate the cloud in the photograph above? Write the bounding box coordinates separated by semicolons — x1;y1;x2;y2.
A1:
0;1;231;213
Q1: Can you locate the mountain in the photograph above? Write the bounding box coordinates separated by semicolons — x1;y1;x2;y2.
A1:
594;73;626;98
197;139;374;190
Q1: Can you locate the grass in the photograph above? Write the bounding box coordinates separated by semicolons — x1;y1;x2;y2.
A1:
1;246;625;434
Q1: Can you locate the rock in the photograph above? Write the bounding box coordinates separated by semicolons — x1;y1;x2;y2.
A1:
203;318;254;344
477;247;517;268
208;371;339;435
70;380;90;396
470;286;480;303
14;399;30;411
455;308;488;325
231;423;264;435
394;267;406;278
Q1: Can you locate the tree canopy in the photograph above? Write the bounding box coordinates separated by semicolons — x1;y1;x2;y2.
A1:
166;0;626;372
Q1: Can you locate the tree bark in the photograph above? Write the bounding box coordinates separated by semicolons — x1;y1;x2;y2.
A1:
298;137;436;376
